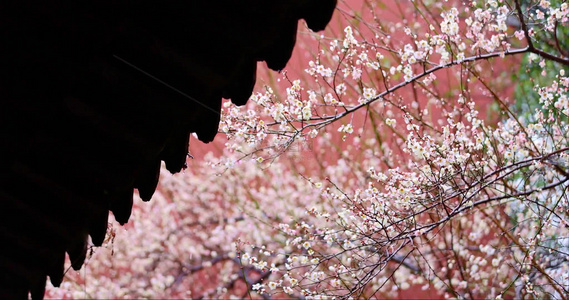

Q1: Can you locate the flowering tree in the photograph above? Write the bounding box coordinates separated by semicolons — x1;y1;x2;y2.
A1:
46;0;568;299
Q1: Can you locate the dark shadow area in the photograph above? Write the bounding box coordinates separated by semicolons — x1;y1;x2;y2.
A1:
0;1;336;298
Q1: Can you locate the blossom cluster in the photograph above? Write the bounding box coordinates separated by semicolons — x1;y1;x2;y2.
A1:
45;0;569;299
